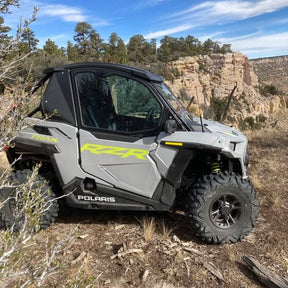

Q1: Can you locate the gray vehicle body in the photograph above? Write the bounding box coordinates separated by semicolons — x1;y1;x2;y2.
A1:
7;63;249;212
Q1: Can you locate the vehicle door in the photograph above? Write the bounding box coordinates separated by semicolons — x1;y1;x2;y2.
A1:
74;70;163;198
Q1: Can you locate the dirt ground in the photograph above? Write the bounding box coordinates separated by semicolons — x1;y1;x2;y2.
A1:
1;112;288;287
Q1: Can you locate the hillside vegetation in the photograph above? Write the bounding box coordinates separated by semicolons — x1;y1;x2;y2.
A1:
251;55;288;95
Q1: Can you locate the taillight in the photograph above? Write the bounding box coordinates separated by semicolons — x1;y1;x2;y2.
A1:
1;145;9;152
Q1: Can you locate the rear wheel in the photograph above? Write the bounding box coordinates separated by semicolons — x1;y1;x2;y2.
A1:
0;169;59;231
186;172;259;244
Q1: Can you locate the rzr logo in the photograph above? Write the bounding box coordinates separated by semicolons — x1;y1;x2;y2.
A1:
81;143;148;160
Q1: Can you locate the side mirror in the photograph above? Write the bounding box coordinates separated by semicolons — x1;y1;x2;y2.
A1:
164;119;177;134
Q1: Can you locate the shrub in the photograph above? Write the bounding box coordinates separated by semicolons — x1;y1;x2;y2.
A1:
259;84;280;96
210;97;226;121
239;115;266;131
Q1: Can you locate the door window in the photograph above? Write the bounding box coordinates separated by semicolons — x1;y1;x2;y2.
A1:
76;72;162;132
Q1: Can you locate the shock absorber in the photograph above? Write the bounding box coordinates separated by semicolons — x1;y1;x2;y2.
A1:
211;161;220;173
211;154;221;173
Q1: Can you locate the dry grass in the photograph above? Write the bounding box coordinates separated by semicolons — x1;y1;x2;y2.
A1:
1;112;288;287
0;152;9;171
138;216;174;242
138;215;156;242
157;218;174;239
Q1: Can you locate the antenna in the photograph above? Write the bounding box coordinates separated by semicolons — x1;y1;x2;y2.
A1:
195;87;205;132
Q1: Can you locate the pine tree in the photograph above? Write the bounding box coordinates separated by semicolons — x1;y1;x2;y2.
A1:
89;29;103;61
143;39;157;63
157;36;174;63
110;32;118;57
103;32;127;64
43;38;63;57
116;38;128;64
202;39;215;55
67;40;79;62
127;34;146;63
184;35;202;55
104;32;118;62
73;21;93;61
0;16;11;45
19;26;39;54
220;44;232;54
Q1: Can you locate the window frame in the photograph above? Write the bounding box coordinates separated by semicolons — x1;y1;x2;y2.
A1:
72;68;165;139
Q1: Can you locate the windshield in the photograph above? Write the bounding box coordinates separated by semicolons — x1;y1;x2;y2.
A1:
157;83;185;113
157;83;194;125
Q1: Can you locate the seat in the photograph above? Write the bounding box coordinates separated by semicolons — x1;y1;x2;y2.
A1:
80;76;115;130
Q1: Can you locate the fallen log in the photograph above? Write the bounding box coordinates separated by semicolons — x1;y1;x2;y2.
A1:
242;256;288;288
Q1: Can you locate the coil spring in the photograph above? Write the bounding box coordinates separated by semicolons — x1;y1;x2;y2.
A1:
211;161;220;173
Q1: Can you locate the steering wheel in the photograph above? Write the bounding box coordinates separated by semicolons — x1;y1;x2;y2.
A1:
145;107;155;128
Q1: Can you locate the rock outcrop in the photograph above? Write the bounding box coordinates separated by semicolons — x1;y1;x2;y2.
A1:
166;52;285;127
250;55;288;95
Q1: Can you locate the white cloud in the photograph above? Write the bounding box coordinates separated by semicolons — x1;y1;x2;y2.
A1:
39;4;86;22
152;0;288;57
144;24;193;39
38;33;69;48
91;18;110;27
38;3;110;26
135;0;168;10
218;31;288;57
4;1;89;29
200;31;262;43
169;0;288;25
276;18;288;25
198;31;226;42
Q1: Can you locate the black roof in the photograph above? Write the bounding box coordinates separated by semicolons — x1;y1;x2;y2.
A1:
43;62;163;83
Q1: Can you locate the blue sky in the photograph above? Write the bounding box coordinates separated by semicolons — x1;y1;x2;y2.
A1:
4;0;288;59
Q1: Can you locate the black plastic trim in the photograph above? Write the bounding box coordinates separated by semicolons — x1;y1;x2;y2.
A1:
44;62;163;83
33;126;52;136
161;141;222;151
71;68;166;142
84;130;140;143
11;139;59;155
166;149;194;187
62;178;172;211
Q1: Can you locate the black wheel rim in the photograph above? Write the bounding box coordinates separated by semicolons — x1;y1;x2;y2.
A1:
210;194;242;229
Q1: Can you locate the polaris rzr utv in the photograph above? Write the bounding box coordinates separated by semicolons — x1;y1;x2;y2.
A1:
1;63;258;244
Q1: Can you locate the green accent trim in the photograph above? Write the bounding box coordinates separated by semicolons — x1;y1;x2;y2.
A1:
31;134;59;143
81;143;148;160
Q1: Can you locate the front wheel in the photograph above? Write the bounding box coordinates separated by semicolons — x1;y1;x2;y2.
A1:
186;172;259;244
